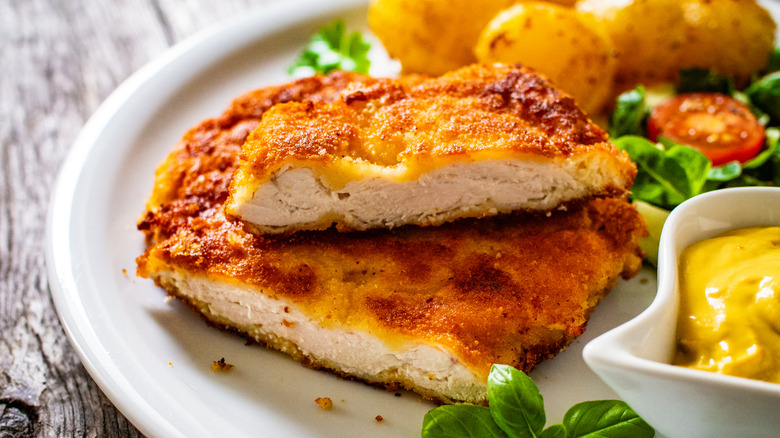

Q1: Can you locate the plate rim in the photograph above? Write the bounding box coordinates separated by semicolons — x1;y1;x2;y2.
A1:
45;1;370;436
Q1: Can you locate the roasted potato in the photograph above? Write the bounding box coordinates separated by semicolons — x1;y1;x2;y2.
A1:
368;0;517;75
577;0;689;95
677;0;776;87
475;2;617;115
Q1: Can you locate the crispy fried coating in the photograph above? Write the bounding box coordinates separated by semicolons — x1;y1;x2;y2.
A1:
139;197;645;387
225;64;636;233
137;71;646;404
139;71;377;243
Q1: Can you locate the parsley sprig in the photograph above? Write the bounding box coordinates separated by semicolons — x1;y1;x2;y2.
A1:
288;20;371;77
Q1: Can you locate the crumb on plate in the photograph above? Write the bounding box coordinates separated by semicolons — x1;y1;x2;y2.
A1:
315;397;333;410
211;357;234;372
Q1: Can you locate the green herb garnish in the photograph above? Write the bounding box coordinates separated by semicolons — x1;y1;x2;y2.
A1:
421;364;655;438
745;72;780;125
608;86;647;138
676;68;735;95
614;136;712;210
288;20;371;77
764;47;780;74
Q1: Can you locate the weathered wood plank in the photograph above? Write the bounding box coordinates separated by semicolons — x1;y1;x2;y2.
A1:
1;0;277;436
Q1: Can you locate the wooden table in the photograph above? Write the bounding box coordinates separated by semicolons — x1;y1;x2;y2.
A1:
1;1;277;435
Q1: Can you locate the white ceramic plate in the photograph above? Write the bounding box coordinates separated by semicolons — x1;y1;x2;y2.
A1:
48;0;780;436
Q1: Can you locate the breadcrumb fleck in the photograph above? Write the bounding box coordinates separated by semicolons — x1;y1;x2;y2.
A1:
315;397;333;410
212;357;234;372
375;415;384;422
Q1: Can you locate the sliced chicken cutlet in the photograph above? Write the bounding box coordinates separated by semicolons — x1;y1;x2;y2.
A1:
137;71;647;405
139;71;377;244
138;197;645;405
226;63;636;234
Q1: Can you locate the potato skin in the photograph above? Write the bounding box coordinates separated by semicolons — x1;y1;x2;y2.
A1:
677;0;776;87
577;0;689;95
368;0;517;75
578;0;776;94
475;2;617;115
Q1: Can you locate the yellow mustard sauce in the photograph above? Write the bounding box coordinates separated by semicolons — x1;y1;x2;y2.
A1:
674;226;780;384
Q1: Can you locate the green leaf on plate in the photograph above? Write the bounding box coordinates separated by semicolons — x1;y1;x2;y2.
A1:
609;86;647;138
488;364;546;438
614;136;711;209
421;405;509;438
538;424;567;438
676;68;735;95
563;400;655;438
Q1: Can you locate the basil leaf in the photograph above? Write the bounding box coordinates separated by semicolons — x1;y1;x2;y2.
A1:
488;364;546;438
609;86;647;138
744;71;780;125
677;68;735;95
288;20;371;77
563;400;654;438
539;424;567;438
615;136;710;209
421;405;509;438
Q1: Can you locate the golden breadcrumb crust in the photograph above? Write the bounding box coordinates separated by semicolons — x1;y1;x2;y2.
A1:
139;197;646;386
226;64;636;218
139;71;377;244
137;71;647;402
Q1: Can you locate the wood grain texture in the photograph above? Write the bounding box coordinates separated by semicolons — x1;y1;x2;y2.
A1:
1;0;274;436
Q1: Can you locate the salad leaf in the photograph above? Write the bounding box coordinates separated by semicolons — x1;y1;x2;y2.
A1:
707;161;742;182
614;136;710;209
287;20;371;77
765;47;780;73
608;86;647;138
618;127;779;212
743;127;779;169
744;71;780;125
676;68;734;95
421;365;654;438
718;130;780;188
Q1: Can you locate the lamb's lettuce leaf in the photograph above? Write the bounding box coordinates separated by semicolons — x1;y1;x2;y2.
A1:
609;86;647;138
676;68;734;95
745;72;780;125
614;136;711;209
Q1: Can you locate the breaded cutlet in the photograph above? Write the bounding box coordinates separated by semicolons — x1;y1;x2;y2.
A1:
226;64;636;234
137;71;646;405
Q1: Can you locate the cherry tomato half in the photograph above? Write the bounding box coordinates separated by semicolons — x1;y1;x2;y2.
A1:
647;93;765;166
